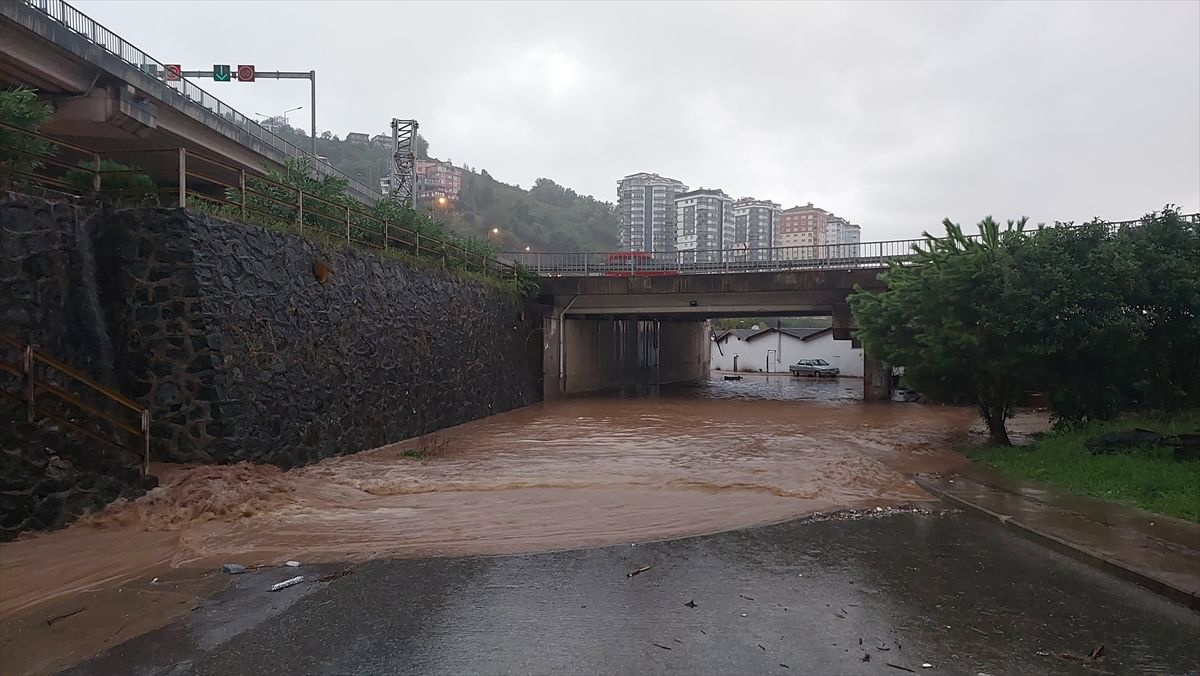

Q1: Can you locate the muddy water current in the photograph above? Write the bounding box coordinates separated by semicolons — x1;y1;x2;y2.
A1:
1;375;975;672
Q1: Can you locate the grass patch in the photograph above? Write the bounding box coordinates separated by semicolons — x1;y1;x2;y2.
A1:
969;409;1200;523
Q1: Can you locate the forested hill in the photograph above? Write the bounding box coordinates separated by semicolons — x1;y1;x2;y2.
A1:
268;122;618;252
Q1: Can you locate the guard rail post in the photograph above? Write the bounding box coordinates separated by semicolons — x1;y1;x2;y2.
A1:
177;148;187;208
140;409;150;476
22;345;34;423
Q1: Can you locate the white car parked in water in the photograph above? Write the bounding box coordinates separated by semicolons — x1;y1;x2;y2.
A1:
789;359;840;378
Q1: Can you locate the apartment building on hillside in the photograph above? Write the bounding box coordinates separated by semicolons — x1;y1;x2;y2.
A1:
618;172;688;255
780;203;862;257
675;188;735;263
415;159;464;203
780;203;830;251
732;198;781;262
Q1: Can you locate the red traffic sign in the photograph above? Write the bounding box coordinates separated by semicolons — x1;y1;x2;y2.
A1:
237;64;255;82
164;64;182;81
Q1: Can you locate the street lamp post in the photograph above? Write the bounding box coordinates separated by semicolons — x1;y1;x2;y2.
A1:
255;106;303;131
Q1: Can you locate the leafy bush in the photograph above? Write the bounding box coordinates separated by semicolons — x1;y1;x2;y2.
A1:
0;87;55;175
64;159;157;201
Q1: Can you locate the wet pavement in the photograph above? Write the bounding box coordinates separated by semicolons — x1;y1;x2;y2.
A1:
71;510;1200;676
918;468;1200;609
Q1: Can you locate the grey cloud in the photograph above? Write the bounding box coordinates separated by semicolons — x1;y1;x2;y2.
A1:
81;0;1199;240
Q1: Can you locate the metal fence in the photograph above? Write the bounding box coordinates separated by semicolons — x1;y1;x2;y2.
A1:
0;334;150;475
21;0;379;202
0;122;518;279
502;214;1199;276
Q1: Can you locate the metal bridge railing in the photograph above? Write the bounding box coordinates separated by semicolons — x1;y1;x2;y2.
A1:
502;214;1199;276
0;122;518;279
20;0;380;202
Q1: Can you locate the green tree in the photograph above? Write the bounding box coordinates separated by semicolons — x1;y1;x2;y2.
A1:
0;87;55;175
1019;208;1200;419
851;208;1199;443
850;217;1033;445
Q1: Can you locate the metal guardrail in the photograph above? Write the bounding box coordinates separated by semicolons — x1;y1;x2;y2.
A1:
20;0;380;202
503;214;1199;276
0;121;517;279
0;334;150;475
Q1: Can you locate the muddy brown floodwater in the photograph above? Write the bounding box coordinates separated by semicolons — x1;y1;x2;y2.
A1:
0;375;976;674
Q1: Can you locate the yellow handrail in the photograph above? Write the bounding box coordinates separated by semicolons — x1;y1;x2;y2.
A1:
0;333;150;475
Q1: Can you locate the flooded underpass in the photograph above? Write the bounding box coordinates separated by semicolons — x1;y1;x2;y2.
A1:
1;374;977;673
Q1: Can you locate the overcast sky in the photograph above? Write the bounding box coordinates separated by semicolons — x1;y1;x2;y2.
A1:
80;0;1199;241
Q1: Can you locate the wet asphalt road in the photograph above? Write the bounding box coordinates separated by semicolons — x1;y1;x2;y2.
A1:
72;509;1200;676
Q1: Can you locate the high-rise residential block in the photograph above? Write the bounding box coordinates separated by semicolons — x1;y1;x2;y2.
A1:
780;203;830;251
617;172;688;254
675;188;735;262
732;198;781;262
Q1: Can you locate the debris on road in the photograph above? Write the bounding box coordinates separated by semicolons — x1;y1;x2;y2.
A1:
46;607;86;626
758;644;766;651
1088;644;1105;660
652;642;672;651
779;664;789;669
268;576;304;592
862;654;871;662
222;563;246;574
922;664;933;669
285;560;300;567
317;569;353;583
739;594;755;601
684;600;698;608
886;663;916;673
627;565;650;578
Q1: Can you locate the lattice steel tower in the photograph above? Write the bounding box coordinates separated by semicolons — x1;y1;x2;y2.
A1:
389;118;419;207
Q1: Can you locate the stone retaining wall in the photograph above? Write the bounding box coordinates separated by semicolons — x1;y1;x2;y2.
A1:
1;192;542;533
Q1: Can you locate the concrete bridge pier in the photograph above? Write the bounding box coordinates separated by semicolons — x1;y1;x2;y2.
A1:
833;303;890;401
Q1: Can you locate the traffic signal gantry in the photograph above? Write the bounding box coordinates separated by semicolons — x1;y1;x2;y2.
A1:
146;63;318;155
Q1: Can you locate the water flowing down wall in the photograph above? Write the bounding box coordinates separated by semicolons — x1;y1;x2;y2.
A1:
1;192;543;471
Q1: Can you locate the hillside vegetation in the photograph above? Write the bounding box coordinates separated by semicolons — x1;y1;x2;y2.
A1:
271;123;618;252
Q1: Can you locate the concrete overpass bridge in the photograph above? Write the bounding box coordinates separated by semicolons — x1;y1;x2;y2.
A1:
518;241;903;401
0;0;380;203
514;212;1198;401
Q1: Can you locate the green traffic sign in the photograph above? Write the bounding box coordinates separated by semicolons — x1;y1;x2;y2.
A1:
213;64;231;82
